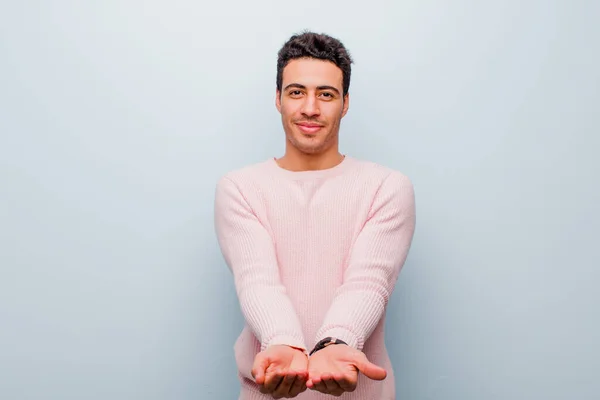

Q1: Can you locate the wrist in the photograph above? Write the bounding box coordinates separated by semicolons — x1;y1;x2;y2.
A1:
267;344;308;356
309;337;347;356
262;335;307;353
315;327;361;350
289;345;309;356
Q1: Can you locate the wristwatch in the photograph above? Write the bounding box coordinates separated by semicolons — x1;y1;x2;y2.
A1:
309;337;347;356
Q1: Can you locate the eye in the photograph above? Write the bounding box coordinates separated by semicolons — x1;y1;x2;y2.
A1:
289;90;303;97
320;92;334;99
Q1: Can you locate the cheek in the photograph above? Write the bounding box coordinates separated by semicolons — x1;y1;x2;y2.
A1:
282;106;302;121
323;105;343;121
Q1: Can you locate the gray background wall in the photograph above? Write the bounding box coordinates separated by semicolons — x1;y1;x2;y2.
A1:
1;1;598;399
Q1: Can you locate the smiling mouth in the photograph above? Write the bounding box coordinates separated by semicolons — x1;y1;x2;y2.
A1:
296;123;324;134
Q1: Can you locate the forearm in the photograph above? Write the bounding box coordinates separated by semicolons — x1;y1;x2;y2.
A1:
315;252;409;350
235;276;307;351
315;172;416;350
314;278;390;350
215;176;307;351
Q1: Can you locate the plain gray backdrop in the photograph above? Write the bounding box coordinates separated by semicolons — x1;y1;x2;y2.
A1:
1;1;598;399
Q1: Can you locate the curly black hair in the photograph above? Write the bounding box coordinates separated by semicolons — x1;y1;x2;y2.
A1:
276;31;354;96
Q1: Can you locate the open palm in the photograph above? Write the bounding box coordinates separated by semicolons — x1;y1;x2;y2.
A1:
307;344;387;396
252;345;308;398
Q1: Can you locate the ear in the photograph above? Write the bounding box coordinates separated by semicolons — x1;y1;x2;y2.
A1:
341;93;350;117
275;89;282;113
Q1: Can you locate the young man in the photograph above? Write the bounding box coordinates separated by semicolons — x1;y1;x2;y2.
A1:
214;32;416;399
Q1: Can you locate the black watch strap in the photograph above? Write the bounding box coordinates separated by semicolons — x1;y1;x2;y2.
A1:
309;337;347;356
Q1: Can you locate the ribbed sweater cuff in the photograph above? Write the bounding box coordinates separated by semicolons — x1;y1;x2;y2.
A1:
262;335;307;353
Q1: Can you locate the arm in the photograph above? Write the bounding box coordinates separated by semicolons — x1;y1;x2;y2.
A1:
214;176;307;352
313;172;416;351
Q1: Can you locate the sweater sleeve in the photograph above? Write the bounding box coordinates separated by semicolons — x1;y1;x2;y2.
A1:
214;176;307;352
314;172;416;351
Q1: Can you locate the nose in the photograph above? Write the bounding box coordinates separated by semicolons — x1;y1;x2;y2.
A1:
300;95;320;118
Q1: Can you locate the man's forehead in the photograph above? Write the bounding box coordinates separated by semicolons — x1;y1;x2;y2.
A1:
282;58;343;89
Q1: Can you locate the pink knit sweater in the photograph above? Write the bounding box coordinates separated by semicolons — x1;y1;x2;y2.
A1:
214;156;416;400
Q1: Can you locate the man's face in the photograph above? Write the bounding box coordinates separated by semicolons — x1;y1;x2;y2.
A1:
276;58;349;155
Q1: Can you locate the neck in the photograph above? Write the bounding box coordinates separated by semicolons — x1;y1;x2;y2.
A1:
276;145;344;172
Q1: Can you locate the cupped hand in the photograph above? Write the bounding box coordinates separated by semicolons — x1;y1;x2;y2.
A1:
251;345;309;399
306;344;387;396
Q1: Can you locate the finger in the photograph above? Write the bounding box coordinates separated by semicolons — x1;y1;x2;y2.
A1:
333;372;356;392
306;370;319;389
322;373;343;395
289;371;308;397
308;375;327;393
251;354;270;385
355;356;387;381
263;371;284;393
314;380;328;394
272;372;296;398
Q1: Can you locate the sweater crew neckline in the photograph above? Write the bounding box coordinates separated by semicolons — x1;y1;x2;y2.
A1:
266;155;357;180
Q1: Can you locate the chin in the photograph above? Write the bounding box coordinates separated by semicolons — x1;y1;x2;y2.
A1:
298;145;322;154
290;136;325;153
300;143;332;155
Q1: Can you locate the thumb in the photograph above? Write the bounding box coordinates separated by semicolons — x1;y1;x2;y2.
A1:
354;355;387;381
251;354;270;385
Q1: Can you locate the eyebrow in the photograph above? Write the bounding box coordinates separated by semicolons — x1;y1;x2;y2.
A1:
283;83;341;95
